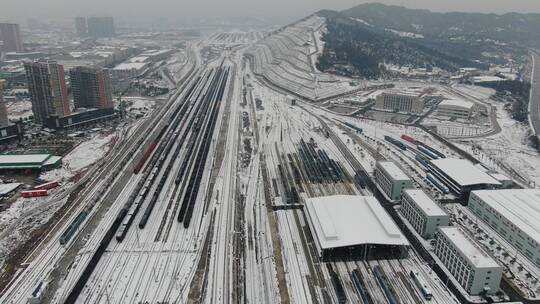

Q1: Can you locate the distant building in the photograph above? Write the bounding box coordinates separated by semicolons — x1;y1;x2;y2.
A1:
374;161;413;201
44;108;116;130
0;23;23;52
75;17;88;37
400;189;449;238
87;17;115;38
304;195;409;260
24;61;71;125
111;62;149;78
375;91;424;114
437;99;475;120
434;227;502;295
469;189;540;267
70;66;113;109
0;79;8;127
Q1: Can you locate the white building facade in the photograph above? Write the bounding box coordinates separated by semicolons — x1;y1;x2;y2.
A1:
401;189;449;238
437;99;475;120
375;161;413;201
375;92;424;114
468;189;540;267
434;227;502;295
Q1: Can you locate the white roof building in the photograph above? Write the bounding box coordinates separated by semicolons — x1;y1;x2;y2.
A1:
438;99;474;110
428;158;501;194
304;195;409;258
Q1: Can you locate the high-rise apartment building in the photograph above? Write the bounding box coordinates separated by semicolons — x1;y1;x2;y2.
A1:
70;66;113;109
0;23;23;52
0;80;9;127
87;17;115;38
75;17;88;37
24;61;71;124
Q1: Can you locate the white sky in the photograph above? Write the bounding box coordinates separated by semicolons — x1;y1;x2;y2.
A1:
1;0;539;24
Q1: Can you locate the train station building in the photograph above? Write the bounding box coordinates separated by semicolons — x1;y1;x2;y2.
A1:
427;158;501;197
304;195;409;260
0;153;62;171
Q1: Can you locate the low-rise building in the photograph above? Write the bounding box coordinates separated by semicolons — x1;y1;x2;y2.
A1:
434;227;502;295
468;189;540;267
111;62;150;78
375;161;413;201
0;153;62;171
304;195;409;260
401;189;449;238
437;99;475;120
375;91;424;114
427;158;501;197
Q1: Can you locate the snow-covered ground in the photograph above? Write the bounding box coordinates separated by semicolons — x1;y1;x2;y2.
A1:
40;132;115;181
6;100;32;121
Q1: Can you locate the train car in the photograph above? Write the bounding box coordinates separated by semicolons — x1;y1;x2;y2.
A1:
373;265;398;304
417;142;446;159
401;134;417;144
351;269;373;304
415;154;430;169
410;270;433;300
34;181;59;190
60;211;88;245
427;173;449;194
134;143;157;174
21;190;48;198
343;121;363;134
384;135;407;151
327;266;347;304
27;281;47;304
417;145;439;160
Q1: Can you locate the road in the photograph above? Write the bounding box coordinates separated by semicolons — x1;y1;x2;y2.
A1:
529;51;540;138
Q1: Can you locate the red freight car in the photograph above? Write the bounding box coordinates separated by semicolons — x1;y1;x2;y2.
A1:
134;143;157;174
34;181;59;190
401;134;417;144
21;190;49;198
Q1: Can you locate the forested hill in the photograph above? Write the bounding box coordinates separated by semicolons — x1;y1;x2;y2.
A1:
316;4;537;78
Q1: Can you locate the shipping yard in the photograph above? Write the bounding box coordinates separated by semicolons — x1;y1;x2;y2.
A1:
1;7;540;304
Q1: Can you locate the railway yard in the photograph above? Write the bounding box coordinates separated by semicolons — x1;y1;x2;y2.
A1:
1;14;540;304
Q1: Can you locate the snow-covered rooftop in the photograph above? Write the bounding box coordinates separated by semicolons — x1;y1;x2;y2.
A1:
438;226;500;269
403;189;447;217
305;195;409;251
430;158;501;187
472;189;540;245
438;99;474;110
473;76;506;83
378;161;410;181
0;154;51;164
0;183;21;196
113;62;149;71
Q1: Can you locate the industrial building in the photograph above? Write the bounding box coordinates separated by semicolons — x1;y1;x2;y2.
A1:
44;108;116;129
111;62;150;78
400;189;449;238
304;195;409;260
434;227;502;295
427;158;501;197
24;61;71;125
374;161;413;201
0;153;62;171
0;23;23;52
437;99;475;120
468;189;540;267
375;91;424;114
70;66;113;109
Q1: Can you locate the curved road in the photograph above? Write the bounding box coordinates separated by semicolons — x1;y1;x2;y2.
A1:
529;51;540;138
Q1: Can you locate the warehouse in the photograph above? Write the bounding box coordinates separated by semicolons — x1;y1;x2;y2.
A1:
427;158;501;197
434;227;502;295
468;189;540;267
400;189;449;238
374;161;413;201
374;91;424;114
304;195;409;260
44;108;117;130
0;154;62;171
436;99;475;120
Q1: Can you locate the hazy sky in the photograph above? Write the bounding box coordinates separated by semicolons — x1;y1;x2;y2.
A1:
2;0;540;24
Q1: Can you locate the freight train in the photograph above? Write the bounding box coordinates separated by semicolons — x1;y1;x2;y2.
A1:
21;190;48;198
384;135;407;151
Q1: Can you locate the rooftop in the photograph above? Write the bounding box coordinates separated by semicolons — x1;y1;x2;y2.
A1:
403;189;447;217
430;158;501;187
438;226;500;268
438;99;475;110
113;62;149;71
472;189;540;245
377;161;410;181
0;154;61;170
305;195;409;250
